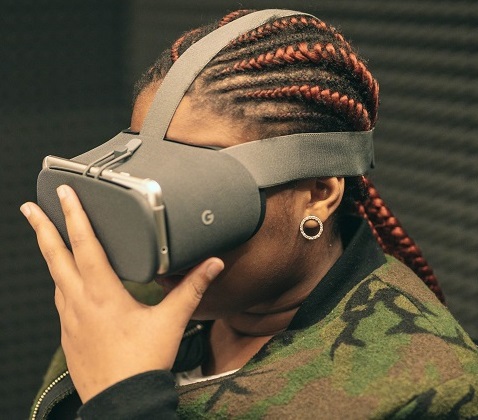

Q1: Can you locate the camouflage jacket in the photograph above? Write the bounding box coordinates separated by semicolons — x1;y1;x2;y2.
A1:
30;218;478;419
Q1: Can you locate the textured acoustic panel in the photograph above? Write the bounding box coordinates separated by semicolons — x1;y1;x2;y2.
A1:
0;1;129;418
1;0;476;418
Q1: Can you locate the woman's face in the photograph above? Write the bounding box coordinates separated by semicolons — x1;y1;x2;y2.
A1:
131;83;338;323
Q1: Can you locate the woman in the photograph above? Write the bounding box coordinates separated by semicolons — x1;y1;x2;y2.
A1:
25;9;477;419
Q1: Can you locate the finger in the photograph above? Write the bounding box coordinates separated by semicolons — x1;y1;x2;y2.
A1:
158;258;224;328
20;202;80;294
57;185;118;286
54;286;65;313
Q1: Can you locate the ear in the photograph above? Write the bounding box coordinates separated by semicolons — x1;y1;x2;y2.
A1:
299;177;345;226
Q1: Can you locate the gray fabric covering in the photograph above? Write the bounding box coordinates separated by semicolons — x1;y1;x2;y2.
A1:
222;131;374;187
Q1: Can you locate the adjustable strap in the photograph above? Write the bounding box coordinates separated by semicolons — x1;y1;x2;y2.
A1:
140;9;309;139
221;131;375;187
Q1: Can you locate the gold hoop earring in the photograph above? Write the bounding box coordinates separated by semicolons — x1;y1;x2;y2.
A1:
299;215;323;240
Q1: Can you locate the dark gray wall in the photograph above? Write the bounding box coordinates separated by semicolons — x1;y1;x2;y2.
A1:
1;0;476;417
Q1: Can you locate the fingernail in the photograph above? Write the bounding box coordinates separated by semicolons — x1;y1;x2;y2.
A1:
57;185;69;200
206;260;224;280
20;203;31;218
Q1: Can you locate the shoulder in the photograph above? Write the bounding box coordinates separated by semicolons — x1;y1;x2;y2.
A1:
240;256;478;417
330;255;477;364
320;255;478;416
369;255;476;350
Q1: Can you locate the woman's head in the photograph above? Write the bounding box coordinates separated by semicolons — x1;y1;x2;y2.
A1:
132;9;379;238
134;9;444;312
131;9;380;221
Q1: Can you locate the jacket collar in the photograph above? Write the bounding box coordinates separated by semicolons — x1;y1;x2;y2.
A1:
288;216;386;330
174;216;386;372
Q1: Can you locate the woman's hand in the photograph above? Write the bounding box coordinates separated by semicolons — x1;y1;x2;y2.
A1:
20;185;224;403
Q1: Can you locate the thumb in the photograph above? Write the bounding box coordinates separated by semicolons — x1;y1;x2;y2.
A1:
155;258;224;327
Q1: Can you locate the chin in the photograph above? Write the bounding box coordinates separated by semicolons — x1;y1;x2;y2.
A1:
190;294;232;321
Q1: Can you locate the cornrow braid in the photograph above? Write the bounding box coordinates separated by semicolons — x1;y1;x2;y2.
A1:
172;10;257;65
229;16;353;53
171;28;201;62
133;9;445;301
218;42;378;126
262;111;330;121
246;85;371;131
218;10;251;27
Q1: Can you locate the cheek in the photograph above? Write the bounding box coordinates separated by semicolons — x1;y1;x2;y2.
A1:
223;199;298;274
256;193;302;246
192;202;302;317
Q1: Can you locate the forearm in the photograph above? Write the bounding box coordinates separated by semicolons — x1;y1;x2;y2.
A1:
78;370;178;420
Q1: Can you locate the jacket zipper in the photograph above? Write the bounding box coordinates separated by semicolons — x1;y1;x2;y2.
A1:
30;370;70;420
183;323;204;338
31;324;204;419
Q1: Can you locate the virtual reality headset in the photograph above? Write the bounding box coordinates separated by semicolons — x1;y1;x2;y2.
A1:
37;9;375;283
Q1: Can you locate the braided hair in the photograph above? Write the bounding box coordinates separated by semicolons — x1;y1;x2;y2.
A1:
133;10;445;303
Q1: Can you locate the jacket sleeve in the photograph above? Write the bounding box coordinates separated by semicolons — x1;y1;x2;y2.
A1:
388;374;478;418
77;370;178;419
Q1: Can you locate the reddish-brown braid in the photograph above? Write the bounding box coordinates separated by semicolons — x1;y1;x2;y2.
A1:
220;42;379;125
171;28;201;62
229;16;353;52
172;10;254;62
218;10;252;27
356;177;445;303
133;9;445;301
246;84;371;131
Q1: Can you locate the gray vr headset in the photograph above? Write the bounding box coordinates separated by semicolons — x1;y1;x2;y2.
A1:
37;9;375;283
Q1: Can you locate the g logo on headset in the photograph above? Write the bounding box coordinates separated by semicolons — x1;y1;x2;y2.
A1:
201;210;215;225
